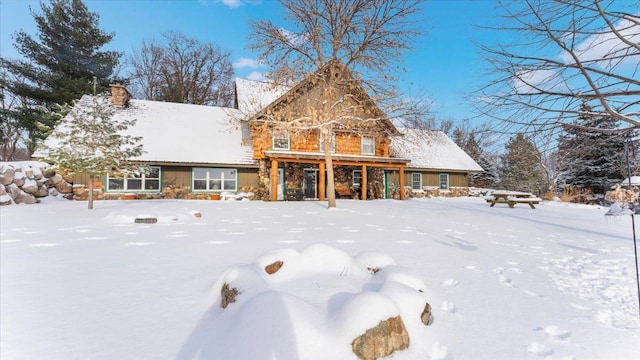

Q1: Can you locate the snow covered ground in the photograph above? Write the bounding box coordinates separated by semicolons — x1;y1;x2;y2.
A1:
1;197;639;359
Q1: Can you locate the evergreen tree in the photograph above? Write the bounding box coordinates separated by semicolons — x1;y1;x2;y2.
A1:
499;133;545;193
557;103;629;194
0;0;120;154
454;131;498;188
41;94;143;210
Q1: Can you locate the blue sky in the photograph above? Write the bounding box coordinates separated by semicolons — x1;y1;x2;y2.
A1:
0;0;501;123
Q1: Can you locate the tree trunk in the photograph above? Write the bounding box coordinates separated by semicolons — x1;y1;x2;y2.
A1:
323;130;337;208
88;174;94;210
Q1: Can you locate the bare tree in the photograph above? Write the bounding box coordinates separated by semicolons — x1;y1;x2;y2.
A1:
127;31;234;107
248;0;423;208
476;0;640;140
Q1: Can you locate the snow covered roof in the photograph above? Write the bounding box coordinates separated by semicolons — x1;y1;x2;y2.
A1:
391;128;484;172
620;176;640;187
40;95;256;166
234;78;289;114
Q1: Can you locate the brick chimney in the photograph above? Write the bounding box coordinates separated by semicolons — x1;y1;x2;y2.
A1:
109;82;131;107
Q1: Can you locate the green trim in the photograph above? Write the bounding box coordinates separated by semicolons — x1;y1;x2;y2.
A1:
191;167;239;193
105;166;162;193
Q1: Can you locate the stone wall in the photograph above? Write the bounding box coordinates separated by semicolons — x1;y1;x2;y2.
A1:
0;162;74;205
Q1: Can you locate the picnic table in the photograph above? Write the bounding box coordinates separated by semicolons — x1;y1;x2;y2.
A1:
486;191;542;209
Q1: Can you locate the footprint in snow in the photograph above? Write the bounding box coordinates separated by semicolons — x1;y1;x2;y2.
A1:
430;342;452;360
526;342;553;357
499;274;515;288
442;279;459;287
464;265;479;271
543;326;571;341
441;301;457;313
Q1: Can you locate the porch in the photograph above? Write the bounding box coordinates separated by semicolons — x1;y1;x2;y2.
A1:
263;151;409;201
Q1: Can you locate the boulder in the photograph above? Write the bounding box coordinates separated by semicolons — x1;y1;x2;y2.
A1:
55;180;73;194
351;316;410;360
0;167;15;185
420;302;433;325
6;184;21;200
50;173;64;184
22;178;38;194
12;177;25;187
265;260;284;274
0;194;12;206
221;283;240;309
14;190;37;204
0;183;5;195
35;185;49;198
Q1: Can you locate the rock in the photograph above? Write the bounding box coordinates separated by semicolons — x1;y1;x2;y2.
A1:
221;283;239;309
0;183;5;195
351;316;410;360
22;178;38;194
0;194;12;206
24;168;33;179
55;180;73;194
35;185;49;198
6;184;20;200
265;260;284;274
134;218;158;224
48;188;59;197
193;212;202;218
0;167;15;185
43;167;56;178
50;173;64;184
420;302;433;325
14;190;37;204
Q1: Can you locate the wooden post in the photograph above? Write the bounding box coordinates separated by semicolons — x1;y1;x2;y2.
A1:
319;162;326;201
361;165;367;200
270;160;278;201
399;166;405;200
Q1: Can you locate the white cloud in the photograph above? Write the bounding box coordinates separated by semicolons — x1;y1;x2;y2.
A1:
246;71;268;82
212;0;261;8
560;17;640;70
512;68;566;94
233;58;263;69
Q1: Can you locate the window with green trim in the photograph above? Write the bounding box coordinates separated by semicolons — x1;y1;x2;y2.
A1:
107;166;161;192
193;168;237;191
353;170;362;187
411;173;422;190
439;173;449;190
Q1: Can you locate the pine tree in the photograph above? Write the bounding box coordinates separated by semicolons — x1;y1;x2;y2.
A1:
42;94;143;210
499;133;545;193
0;0;120;154
557;103;629;194
454;131;498;188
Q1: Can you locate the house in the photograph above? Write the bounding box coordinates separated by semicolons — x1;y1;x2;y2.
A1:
38;64;482;201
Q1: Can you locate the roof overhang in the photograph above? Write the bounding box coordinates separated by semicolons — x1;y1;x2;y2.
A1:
264;151;410;167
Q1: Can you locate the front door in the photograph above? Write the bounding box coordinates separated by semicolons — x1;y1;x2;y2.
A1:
303;169;318;199
277;168;284;200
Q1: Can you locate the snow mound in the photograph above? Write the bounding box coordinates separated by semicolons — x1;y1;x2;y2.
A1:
207;244;437;359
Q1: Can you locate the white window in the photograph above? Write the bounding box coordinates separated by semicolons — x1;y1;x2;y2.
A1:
319;132;336;153
107;166;161;192
439;173;449;190
361;136;375;155
411;173;422;190
193;168;237;192
353;170;362;187
272;128;290;150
